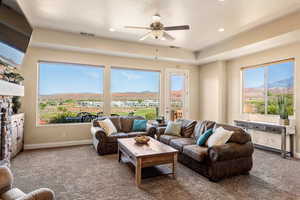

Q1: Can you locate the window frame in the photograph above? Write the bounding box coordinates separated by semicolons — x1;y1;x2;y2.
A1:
36;60;105;127
241;58;295;117
110;66;162;119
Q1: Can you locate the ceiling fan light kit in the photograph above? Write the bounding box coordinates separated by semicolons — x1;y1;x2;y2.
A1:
125;14;190;41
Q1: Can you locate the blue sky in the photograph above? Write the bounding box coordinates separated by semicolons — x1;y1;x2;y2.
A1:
244;61;294;88
111;68;160;93
39;63;164;95
0;41;24;65
39;62;104;95
171;75;184;91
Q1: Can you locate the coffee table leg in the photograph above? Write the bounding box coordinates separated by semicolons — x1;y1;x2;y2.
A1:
118;145;122;163
135;158;142;186
172;153;177;179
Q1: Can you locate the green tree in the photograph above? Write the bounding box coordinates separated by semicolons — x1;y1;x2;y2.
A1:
137;99;143;104
39;103;47;110
57;106;67;112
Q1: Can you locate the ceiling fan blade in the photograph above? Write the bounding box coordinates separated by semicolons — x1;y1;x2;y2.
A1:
124;26;151;30
163;32;175;41
164;25;190;31
139;31;152;41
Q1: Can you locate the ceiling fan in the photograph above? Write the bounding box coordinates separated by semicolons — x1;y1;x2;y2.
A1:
124;14;190;41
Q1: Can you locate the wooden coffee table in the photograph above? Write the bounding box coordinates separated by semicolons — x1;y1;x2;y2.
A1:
117;137;178;186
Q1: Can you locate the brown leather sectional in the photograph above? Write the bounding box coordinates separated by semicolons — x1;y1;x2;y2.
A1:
157;119;254;181
91;116;156;155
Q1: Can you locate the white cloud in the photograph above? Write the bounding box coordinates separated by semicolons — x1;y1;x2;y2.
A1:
121;72;142;80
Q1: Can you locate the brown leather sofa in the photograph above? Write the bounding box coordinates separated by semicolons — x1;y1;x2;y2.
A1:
91;116;156;155
157;120;254;181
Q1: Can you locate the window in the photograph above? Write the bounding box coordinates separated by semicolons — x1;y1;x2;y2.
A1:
111;68;160;120
243;59;294;115
170;74;186;120
0;41;24;66
38;62;104;125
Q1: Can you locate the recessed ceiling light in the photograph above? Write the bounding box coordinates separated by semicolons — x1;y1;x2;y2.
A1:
109;28;115;32
218;0;225;2
218;28;225;32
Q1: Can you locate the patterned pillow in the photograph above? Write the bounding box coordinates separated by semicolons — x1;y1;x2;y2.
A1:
97;118;117;136
165;121;182;136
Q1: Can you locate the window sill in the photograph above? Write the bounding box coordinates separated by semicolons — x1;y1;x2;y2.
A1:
36;122;91;128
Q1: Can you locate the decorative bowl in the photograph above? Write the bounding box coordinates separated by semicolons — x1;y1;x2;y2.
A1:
134;136;150;144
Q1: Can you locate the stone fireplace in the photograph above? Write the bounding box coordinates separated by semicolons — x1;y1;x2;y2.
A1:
0;96;13;166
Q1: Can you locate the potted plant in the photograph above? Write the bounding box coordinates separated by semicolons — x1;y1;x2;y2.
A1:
277;95;289;126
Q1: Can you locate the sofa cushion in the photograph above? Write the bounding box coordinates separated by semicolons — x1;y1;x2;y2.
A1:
109;116;122;132
106;132;128;143
169;138;195;152
1;188;25;200
127;132;148;137
193;120;216;141
177;119;197;137
159;135;181;145
215;124;251;144
183;145;208;162
120;116;144;133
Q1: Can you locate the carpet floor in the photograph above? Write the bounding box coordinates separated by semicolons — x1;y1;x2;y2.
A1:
10;145;300;200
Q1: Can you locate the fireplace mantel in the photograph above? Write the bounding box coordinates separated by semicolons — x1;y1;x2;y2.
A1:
0;80;24;96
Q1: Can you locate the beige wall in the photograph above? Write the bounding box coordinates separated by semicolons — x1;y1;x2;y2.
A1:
200;42;300;154
21;46;200;146
199;61;227;123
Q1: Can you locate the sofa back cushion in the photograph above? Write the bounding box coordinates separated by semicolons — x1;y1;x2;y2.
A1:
215;123;251;144
193;120;216;141
176;119;197;137
120;116;145;133
93;116;122;132
108;116;122;132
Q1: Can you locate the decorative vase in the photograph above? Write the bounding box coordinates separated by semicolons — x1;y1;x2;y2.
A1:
279;118;289;126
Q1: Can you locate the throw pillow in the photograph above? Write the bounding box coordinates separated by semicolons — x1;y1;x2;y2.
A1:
196;128;213;146
165;121;181;136
181;120;197;137
97;118;117;136
132;119;147;132
206;127;234;147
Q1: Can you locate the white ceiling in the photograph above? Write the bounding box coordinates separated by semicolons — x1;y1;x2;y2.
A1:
17;0;300;51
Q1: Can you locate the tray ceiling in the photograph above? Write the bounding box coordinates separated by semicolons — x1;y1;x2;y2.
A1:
17;0;300;50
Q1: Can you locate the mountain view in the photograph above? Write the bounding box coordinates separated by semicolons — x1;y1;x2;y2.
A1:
243;61;294;115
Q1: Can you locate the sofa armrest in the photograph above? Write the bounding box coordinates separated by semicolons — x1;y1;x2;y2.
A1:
146;124;156;138
90;127;107;141
156;127;166;139
0;166;13;194
20;188;55;200
208;142;254;162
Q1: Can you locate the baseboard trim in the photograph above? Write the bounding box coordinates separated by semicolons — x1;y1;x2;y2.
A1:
24;139;92;150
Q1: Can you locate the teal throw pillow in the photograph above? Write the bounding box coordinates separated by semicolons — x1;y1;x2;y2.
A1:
165;121;182;136
132;119;147;132
196;128;213;146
